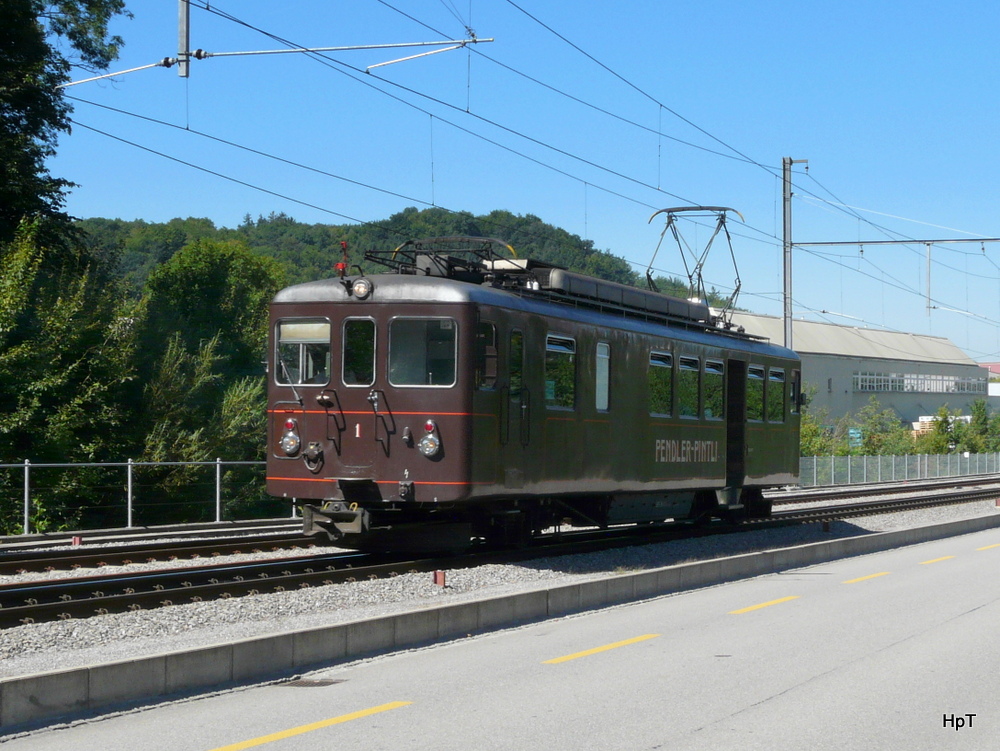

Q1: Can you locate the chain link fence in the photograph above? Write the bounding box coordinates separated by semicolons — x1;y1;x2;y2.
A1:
799;453;1000;488
7;454;998;534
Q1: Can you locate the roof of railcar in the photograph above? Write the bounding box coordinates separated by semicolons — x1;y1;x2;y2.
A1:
273;275;798;361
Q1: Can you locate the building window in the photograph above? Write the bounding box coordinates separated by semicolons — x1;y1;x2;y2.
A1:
852;371;986;395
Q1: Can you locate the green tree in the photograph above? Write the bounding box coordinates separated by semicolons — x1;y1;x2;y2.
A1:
0;1;130;242
130;239;285;521
954;398;990;453
799;405;835;456
853;396;914;455
142;238;284;377
0;222;137;532
914;405;954;454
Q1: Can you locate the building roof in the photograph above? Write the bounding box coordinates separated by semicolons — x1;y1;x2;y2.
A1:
729;312;979;366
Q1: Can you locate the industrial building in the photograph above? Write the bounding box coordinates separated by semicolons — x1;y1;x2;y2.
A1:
730;312;988;425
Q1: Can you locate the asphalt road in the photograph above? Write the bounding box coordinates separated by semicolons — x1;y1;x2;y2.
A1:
6;528;1000;750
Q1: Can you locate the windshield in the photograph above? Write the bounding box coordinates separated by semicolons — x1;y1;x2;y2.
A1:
276;319;330;385
388;318;457;387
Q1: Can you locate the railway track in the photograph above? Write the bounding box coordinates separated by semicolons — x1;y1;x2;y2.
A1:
1;483;997;628
0;532;318;576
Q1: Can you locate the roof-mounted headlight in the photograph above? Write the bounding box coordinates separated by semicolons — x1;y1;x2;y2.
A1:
352;278;373;299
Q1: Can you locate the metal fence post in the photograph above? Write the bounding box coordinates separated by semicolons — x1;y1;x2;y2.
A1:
216;457;222;523
23;459;30;535
127;459;134;528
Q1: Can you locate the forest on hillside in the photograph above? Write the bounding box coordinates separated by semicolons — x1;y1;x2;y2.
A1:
76;206;722;299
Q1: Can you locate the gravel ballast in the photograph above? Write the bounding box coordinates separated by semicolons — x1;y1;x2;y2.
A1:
1;501;997;681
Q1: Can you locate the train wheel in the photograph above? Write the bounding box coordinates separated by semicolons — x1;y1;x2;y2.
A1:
480;509;531;548
689;491;717;525
742;488;772;518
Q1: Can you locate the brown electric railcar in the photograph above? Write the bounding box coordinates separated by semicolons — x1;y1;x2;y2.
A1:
266;238;800;551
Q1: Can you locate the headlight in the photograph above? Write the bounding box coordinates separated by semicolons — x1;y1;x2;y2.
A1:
417;432;440;457
280;418;301;456
280;431;301;455
352;278;372;299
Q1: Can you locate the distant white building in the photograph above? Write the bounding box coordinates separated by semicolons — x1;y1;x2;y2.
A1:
729;312;989;424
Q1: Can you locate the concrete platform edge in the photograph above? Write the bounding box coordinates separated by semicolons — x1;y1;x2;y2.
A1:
3;513;998;730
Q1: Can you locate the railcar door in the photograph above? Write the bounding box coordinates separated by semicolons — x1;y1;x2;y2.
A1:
725;358;748;491
337;316;378;472
502;328;530;488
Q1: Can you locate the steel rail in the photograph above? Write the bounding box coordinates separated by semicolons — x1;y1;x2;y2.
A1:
0;533;317;576
2;487;997;628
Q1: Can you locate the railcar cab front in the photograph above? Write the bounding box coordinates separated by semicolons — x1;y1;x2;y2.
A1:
266;267;484;550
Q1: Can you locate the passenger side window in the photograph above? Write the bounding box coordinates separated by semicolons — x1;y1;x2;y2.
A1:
545;335;576;409
678;357;700;418
596;342;610;411
476;321;498;390
509;330;523;395
747;366;765;421
648;351;672;416
767;368;786;422
790;369;802;414
704;360;724;420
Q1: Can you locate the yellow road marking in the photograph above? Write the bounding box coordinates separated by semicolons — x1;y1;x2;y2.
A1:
920;556;955;565
544;634;660;664
843;572;891;584
729;596;800;615
977;543;1000;551
207;701;412;751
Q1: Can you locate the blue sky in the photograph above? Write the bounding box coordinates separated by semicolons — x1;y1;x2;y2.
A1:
51;1;1000;361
